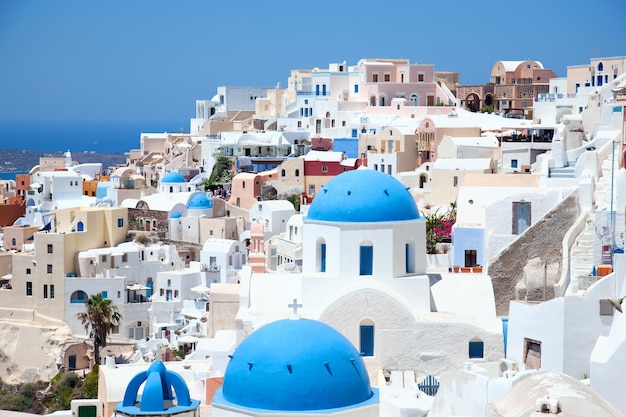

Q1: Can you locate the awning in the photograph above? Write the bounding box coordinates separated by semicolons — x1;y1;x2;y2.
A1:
127;284;150;291
178;335;199;344
1;274;12;280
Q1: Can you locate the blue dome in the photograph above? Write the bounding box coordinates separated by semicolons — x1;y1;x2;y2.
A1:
161;171;186;183
115;360;200;415
307;169;420;222
221;319;372;411
170;211;182;219
187;193;212;209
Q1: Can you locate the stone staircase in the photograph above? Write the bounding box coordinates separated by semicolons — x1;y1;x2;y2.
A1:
548;164;576;178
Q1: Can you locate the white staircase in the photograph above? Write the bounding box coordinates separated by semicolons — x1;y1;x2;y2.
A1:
568;143;619;290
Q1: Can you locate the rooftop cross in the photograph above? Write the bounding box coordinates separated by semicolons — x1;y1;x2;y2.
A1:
288;298;302;319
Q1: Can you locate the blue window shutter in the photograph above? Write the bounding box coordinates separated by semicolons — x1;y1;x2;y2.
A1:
102;291;108;299
469;341;484;358
354;84;359;93
351;129;358;138
360;246;373;275
360;325;374;356
320;243;326;272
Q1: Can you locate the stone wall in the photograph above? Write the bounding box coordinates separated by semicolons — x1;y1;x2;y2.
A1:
488;189;580;316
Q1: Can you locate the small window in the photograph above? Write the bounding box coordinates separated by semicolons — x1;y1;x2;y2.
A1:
351;129;358;138
117;218;124;228
384;73;390;82
26;281;32;296
321;166;328;173
47;244;53;253
469;340;484;358
50;285;55;299
43;284;48;299
11;238;16;246
453;176;459;187
26;268;31;275
354;84;359;93
372;73;378;82
418;73;424;82
511;159;518;168
295;169;300;177
47;264;53;274
281;169;286;177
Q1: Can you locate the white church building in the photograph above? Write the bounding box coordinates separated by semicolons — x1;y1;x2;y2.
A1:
237;168;504;380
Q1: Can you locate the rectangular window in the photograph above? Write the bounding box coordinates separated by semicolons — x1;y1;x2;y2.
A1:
43;284;48;299
453;176;459;187
360;245;373;275
360;325;374;356
117;218;124;228
50;285;55;299
384;73;390;82
102;291;108;299
372;73;378;82
47;264;53;274
26;268;31;275
511;159;518;168
321;166;328;173
469;341;484;358
320;243;326;272
26;281;32;296
351;129;358;138
418;73;424;82
354;84;359;93
47;244;53;253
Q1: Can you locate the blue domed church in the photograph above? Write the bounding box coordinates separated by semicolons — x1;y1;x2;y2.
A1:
238;168;503;380
212;318;379;416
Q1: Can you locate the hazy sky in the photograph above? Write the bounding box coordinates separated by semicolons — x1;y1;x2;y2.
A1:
1;0;624;123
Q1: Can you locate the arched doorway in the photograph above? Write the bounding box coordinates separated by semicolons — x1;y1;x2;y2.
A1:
465;93;480;112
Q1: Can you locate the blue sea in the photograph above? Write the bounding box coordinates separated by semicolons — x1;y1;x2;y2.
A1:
0;119;189;154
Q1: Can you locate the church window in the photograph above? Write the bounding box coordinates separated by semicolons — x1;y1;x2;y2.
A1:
316;238;326;273
405;241;415;274
469;339;484;358
360;320;374;356
360;244;373;275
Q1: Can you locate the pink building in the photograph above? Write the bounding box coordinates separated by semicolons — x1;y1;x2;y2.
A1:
357;58;440;107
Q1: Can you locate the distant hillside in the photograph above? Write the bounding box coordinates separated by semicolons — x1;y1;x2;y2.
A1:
0;148;127;173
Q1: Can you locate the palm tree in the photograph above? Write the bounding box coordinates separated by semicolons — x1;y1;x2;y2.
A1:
76;293;122;366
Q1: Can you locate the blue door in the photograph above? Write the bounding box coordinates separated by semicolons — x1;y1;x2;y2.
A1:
513;202;531;235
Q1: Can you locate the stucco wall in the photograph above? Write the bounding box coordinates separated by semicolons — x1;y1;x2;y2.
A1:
488;189;580;315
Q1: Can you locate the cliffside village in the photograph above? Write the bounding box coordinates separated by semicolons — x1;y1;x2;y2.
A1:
1;56;626;416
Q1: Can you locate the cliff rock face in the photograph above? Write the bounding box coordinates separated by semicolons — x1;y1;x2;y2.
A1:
0;322;73;384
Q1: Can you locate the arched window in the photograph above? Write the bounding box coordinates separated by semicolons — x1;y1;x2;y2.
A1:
169;186;173;193
597;62;604;72
469;338;484;358
410;94;420;106
70;290;88;303
360;242;373;275
77;221;84;232
11;238;16;246
379;94;386;107
316;238;327;272
359;319;374;356
370;96;376;106
405;240;415;274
